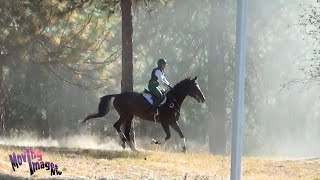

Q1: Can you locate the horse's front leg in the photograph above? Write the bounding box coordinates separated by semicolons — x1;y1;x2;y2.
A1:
162;122;171;141
170;121;186;153
151;122;171;145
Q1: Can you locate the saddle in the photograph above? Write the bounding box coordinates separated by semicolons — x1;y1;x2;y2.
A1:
142;89;174;108
142;89;175;121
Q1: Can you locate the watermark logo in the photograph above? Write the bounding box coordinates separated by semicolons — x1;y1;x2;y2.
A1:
9;148;62;176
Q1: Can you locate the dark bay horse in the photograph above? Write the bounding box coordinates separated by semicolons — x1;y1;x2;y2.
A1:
82;76;205;152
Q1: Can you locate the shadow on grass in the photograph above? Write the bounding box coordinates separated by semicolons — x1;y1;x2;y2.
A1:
0;173;82;180
0;144;146;160
0;173;27;180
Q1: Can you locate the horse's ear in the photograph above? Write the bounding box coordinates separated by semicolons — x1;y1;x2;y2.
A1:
192;76;198;81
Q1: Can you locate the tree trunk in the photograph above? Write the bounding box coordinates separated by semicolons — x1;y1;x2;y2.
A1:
120;0;135;142
0;65;5;136
120;0;133;92
207;0;227;155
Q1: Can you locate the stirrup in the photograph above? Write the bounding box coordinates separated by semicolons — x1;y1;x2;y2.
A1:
169;103;174;108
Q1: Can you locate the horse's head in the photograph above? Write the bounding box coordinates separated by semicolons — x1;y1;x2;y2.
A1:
187;76;206;103
174;76;206;103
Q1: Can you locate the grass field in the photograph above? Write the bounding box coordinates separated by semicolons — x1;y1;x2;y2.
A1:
0;144;319;180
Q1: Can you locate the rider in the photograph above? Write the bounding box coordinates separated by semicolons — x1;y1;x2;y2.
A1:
148;59;173;115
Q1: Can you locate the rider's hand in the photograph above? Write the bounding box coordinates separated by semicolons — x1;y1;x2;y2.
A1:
168;84;173;90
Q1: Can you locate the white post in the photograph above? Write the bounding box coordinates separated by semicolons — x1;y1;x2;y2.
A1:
230;0;248;180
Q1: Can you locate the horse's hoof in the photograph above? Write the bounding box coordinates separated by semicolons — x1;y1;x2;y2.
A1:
182;146;187;153
121;142;126;149
151;139;161;145
128;141;138;152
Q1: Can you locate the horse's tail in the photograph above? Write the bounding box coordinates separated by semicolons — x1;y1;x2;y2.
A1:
82;94;117;123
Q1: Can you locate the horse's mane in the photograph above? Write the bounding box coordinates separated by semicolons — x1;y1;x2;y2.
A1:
173;77;193;89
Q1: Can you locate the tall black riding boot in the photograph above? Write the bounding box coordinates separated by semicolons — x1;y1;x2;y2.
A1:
152;97;160;115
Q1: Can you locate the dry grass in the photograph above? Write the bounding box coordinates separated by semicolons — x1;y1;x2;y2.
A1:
0;145;319;180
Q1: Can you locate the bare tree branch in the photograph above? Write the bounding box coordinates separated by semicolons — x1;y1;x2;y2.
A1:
62;11;94;47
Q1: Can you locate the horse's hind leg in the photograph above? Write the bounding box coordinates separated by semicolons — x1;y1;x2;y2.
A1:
124;116;135;144
113;117;127;149
124;116;138;151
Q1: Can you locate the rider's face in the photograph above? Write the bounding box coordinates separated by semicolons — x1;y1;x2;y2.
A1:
161;64;166;69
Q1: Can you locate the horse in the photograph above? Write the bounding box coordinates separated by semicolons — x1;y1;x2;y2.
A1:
82;76;205;152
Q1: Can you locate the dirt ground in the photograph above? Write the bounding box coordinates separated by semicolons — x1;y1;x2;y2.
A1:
0;145;319;180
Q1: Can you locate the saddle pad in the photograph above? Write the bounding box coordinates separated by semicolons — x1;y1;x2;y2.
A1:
142;92;167;106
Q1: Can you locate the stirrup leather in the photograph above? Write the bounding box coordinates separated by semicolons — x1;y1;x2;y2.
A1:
153;109;159;121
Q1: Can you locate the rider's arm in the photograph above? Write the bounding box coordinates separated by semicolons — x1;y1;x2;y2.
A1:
162;75;171;87
155;70;171;87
